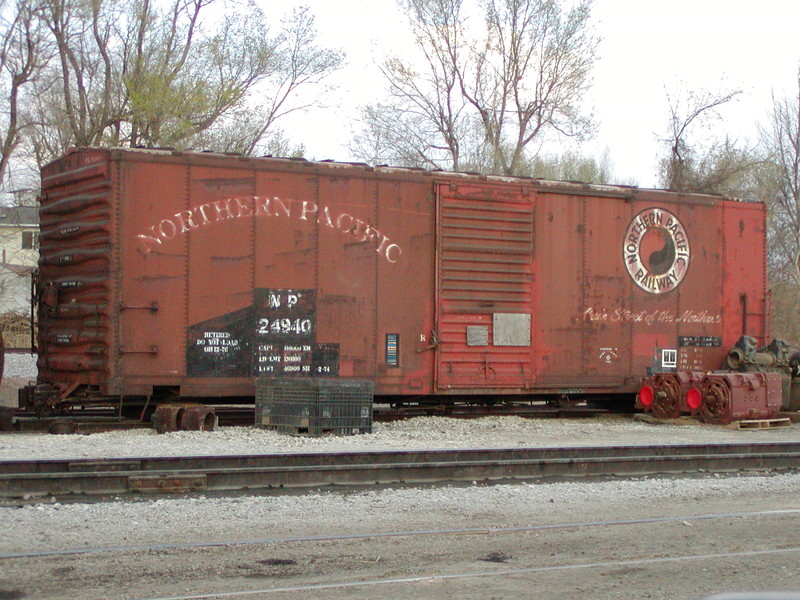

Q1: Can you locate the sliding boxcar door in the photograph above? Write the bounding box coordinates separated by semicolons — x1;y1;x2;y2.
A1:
435;182;534;391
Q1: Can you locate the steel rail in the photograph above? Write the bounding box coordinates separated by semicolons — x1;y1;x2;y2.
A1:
1;442;799;499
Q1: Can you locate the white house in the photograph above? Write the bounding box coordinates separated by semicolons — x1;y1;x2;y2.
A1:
0;206;39;348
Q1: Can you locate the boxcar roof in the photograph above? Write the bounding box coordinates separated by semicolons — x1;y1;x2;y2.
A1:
48;146;753;206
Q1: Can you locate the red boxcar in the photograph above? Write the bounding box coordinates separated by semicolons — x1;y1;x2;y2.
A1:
28;148;768;410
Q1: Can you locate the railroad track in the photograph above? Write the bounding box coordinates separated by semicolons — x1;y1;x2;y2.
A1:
4;401;610;432
1;442;799;500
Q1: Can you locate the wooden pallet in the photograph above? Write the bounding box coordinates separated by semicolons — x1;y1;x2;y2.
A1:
726;417;792;430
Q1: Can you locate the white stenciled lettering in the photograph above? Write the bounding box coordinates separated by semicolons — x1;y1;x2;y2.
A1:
136;195;404;263
197;203;214;225
136;227;162;252
583;307;609;322
235;197;253;218
254;196;271;216
212;199;232;220
363;225;381;244
299;201;318;221
157;219;177;239
273;197;291;218
256;317;312;335
351;218;368;240
174;210;199;233
376;234;391;255
336;212;353;233
318;206;336;229
385;243;402;263
199;331;239;354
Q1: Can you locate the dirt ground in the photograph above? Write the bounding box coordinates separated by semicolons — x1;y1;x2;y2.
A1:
3;354;800;599
1;474;799;600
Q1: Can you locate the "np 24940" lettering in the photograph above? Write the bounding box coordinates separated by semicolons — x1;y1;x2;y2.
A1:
257;318;312;336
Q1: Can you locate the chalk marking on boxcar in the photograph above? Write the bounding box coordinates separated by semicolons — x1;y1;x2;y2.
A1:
582;307;720;326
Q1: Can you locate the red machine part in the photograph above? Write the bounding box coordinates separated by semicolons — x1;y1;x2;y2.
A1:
652;371;705;419
637;379;655;410
637;371;705;419
685;386;703;411
652;373;681;418
698;372;783;424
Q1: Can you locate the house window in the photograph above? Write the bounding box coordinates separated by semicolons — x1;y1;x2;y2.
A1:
21;231;38;250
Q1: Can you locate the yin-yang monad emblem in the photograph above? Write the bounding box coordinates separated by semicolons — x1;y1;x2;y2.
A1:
623;207;690;294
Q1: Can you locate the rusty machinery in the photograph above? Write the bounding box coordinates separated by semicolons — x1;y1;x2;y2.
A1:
639;336;799;424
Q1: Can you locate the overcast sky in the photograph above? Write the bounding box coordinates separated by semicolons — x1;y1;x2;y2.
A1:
262;0;800;187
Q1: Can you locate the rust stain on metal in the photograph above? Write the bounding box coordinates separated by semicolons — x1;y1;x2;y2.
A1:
69;460;141;472
128;474;207;493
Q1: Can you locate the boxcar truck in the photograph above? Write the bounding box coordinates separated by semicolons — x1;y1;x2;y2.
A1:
22;148;769;417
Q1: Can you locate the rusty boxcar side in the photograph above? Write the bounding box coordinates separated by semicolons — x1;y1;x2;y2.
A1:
30;148;768;410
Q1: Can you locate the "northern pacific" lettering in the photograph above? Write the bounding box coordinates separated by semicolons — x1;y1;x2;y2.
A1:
136;197;403;264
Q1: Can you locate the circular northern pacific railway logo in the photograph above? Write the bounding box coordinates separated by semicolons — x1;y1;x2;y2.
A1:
623;207;690;294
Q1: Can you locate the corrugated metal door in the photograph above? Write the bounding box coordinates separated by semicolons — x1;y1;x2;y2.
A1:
435;182;534;390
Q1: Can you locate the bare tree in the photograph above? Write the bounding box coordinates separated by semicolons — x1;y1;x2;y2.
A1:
0;0;45;326
124;0;216;148
658;86;744;193
243;6;343;156
658;78;800;342
352;0;597;175
527;148;615;183
21;0;342;164
761;73;800;283
350;0;469;170
757;70;800;342
37;0;126;147
125;3;344;153
0;0;49;189
465;0;597;174
349;102;472;169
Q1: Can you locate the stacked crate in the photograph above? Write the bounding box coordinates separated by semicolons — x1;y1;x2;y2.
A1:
256;378;373;435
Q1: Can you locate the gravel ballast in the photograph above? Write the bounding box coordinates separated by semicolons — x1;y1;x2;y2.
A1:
2;415;799;600
2;352;37;379
1;415;800;461
2;471;799;554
